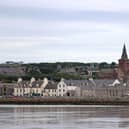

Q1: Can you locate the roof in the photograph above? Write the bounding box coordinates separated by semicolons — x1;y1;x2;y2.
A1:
44;81;57;89
17;80;43;88
64;79;122;90
121;44;128;59
0;83;18;88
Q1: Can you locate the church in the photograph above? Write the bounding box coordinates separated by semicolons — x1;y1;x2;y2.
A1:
118;44;129;80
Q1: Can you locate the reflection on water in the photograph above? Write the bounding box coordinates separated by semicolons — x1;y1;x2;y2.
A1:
0;105;129;129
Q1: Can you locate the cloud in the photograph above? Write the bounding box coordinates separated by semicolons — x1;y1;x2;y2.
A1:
0;0;128;63
0;15;128;37
1;0;129;12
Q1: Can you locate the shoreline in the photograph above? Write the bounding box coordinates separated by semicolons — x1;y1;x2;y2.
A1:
0;97;129;105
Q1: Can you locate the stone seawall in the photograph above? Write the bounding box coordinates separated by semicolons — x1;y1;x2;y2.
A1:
0;97;129;105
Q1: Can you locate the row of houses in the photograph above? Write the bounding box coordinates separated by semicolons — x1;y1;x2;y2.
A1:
0;77;129;98
14;77;68;97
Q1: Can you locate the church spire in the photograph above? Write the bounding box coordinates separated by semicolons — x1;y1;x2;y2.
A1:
121;44;128;59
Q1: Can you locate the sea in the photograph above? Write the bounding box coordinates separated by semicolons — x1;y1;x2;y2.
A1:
0;105;129;129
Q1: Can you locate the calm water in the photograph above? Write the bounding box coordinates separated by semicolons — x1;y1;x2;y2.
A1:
0;105;129;129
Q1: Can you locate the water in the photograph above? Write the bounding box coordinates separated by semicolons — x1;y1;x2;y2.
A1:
0;105;129;129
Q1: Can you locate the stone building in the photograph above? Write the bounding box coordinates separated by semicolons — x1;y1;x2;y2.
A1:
1;44;129;98
64;78;129;98
0;77;129;98
15;77;49;97
43;81;58;96
118;44;129;80
0;83;17;96
13;78;83;97
14;77;69;97
14;77;44;96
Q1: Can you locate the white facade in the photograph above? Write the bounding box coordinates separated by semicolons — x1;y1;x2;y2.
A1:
14;77;60;97
66;86;81;96
44;89;57;96
14;77;81;97
14;77;46;97
57;78;67;96
14;87;42;96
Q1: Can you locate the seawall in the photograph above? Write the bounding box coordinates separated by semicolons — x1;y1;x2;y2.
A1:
0;97;129;105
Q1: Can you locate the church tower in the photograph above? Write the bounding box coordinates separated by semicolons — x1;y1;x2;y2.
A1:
118;44;129;80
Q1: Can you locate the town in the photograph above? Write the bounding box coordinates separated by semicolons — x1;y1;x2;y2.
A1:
0;44;128;100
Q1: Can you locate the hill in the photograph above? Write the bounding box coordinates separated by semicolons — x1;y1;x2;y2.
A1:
0;62;118;82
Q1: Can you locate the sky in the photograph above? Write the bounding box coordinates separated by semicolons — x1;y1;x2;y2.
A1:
0;0;129;63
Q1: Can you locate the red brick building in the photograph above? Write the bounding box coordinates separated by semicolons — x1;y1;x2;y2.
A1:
118;44;129;80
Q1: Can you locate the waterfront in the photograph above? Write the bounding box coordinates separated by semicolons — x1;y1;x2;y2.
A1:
0;105;129;129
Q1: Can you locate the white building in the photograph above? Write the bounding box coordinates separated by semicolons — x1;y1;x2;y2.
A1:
14;77;81;97
14;77;47;97
57;78;67;96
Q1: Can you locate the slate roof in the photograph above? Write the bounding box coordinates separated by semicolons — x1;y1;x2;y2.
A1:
64;79;123;90
44;81;57;89
0;83;18;88
121;44;128;59
17;80;43;88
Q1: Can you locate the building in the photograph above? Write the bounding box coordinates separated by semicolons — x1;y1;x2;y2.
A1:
44;81;57;96
64;78;129;98
57;78;67;96
118;44;129;80
14;77;69;97
1;44;129;99
14;77;48;97
13;77;82;97
0;83;17;96
0;76;129;98
97;68;118;79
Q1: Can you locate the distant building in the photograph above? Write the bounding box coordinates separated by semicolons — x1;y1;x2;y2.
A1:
43;81;57;96
97;44;129;80
98;68;118;79
13;78;82;97
0;83;17;96
0;77;129;98
57;78;67;96
1;44;129;99
14;77;68;97
64;78;129;98
118;44;129;80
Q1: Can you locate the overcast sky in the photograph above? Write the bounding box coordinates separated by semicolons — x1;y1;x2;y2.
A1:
0;0;129;63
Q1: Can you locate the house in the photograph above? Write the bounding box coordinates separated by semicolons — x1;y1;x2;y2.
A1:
63;78;129;98
57;78;67;96
0;83;16;96
14;77;68;97
14;77;47;97
44;81;57;96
